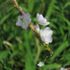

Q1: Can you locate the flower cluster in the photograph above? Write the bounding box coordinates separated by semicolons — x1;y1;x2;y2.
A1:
16;13;53;44
35;13;53;44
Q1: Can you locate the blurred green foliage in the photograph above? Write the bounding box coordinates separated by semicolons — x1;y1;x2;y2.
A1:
0;0;70;70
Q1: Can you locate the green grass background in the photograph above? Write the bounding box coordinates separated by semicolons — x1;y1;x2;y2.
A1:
0;0;70;70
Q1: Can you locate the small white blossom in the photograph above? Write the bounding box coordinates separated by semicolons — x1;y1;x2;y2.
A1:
60;68;65;70
60;67;67;70
36;13;49;26
35;24;40;33
37;61;44;67
16;13;31;29
40;27;53;44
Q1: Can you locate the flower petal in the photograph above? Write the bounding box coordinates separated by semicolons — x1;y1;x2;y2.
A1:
37;13;49;26
16;13;31;30
40;27;53;44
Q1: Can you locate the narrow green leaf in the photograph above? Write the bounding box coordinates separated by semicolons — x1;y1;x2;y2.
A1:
43;63;61;70
24;32;35;70
28;0;35;13
0;51;8;61
46;0;56;18
50;41;69;62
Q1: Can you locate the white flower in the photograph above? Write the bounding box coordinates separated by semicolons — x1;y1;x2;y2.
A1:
40;27;53;44
36;13;49;26
60;68;65;70
16;13;31;29
37;61;44;67
60;67;67;70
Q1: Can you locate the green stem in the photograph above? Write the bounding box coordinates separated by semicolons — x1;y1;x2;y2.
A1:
35;38;42;64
